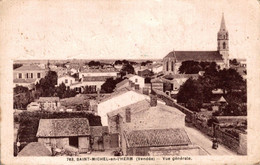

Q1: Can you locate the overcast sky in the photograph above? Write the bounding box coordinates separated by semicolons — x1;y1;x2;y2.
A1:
1;0;260;60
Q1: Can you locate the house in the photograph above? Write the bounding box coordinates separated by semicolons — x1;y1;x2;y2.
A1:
151;63;163;74
13;64;47;89
163;14;229;75
98;89;151;126
18;142;52;156
124;74;145;89
138;69;153;78
57;75;76;87
36;118;91;153
107;94;204;156
37;97;61;111
79;68;119;79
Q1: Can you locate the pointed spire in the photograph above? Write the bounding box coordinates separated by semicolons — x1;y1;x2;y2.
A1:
220;13;226;31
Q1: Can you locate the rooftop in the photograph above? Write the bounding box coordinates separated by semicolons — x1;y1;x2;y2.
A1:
14;65;46;71
36;118;90;137
38;97;60;102
13;78;37;84
81;68;119;73
124;128;191;148
18;142;52;156
82;76;111;82
164;51;223;62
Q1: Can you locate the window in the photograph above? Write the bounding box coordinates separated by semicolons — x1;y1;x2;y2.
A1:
171;61;174;71
18;73;22;79
135;78;138;83
26;73;29;79
223;42;226;49
166;61;169;71
65;79;68;83
31;73;33;78
37;73;41;78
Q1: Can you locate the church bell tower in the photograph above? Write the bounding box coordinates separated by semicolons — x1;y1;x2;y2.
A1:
217;13;229;68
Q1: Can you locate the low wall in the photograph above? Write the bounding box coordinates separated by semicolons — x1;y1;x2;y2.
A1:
215;128;240;152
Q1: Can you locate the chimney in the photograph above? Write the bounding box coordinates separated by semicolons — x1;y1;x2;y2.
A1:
125;107;131;123
150;90;157;107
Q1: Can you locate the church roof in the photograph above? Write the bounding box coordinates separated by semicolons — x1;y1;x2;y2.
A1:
164;51;223;62
220;13;227;31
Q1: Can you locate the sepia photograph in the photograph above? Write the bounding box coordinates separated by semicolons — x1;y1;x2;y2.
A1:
1;0;260;164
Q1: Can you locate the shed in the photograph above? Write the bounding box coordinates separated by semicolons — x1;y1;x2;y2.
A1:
36;118;90;153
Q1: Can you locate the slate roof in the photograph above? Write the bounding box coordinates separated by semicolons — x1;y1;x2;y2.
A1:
90;126;109;137
36;118;90;137
124;128;191;148
164;51;223;62
18;142;52;156
14;65;45;71
82;76;111;82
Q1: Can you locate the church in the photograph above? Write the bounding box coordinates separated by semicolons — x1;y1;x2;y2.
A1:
163;14;230;75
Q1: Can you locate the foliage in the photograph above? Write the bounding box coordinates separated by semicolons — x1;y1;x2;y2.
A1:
177;68;247;114
101;77;123;93
141;60;153;66
36;71;58;97
88;61;101;67
229;59;239;66
178;61;218;74
13;64;23;70
17;111;102;143
121;63;135;75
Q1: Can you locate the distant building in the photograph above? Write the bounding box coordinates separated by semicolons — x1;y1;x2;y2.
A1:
124;74;145;89
37;97;60;111
36;118;91;153
79;68;119;79
13;64;47;89
163;14;229;75
57;75;76;87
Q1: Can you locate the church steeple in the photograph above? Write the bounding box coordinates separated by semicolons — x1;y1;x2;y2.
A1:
217;13;229;68
220;13;226;31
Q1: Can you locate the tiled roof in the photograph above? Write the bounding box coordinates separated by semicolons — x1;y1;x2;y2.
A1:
164;51;223;62
14;65;45;71
36;118;90;137
38;97;60;102
115;79;130;89
58;74;75;79
13;78;37;84
90;126;109;137
82;76;110;82
18;142;52;156
124;128;191;147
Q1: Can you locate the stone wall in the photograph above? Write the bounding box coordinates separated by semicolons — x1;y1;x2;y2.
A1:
215;128;240;152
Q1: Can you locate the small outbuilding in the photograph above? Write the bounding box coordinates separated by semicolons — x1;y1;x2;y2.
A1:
36;118;90;153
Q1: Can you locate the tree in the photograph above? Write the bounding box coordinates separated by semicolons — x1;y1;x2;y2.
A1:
88;61;101;67
230;59;239;66
178;61;201;74
36;70;58;97
177;78;204;111
218;68;244;94
121;63;135;75
101;78;117;93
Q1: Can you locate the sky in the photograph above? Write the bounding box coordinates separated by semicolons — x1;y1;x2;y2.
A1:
1;0;260;60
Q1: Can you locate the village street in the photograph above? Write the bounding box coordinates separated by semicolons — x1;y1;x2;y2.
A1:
185;126;237;155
